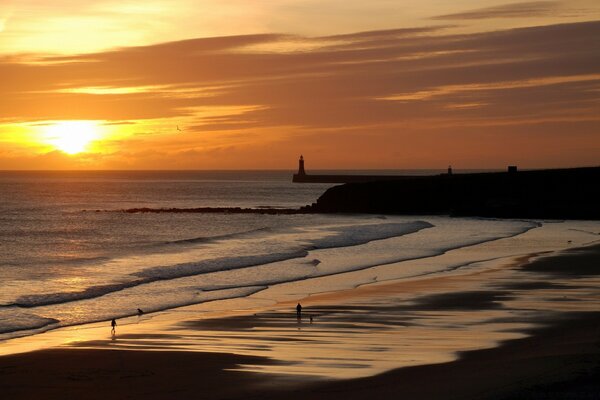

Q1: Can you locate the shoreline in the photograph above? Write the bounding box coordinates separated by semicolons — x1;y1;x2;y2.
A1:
0;216;542;345
1;243;599;398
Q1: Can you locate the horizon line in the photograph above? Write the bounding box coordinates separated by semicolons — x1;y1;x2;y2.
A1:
0;165;599;173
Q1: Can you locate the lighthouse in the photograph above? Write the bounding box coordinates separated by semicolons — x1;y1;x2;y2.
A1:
298;155;306;175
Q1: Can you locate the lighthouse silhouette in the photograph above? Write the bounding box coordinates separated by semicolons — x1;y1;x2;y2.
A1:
298;155;306;175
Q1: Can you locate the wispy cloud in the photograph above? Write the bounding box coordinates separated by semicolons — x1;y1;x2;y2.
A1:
432;1;560;20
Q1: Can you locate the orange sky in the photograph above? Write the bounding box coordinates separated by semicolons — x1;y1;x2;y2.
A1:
0;1;599;170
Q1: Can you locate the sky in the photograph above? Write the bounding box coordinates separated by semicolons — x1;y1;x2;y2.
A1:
0;0;599;170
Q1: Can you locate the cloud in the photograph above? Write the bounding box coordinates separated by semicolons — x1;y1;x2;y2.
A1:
432;1;561;20
1;20;599;168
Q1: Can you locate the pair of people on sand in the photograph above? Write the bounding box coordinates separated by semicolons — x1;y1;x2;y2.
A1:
296;303;313;323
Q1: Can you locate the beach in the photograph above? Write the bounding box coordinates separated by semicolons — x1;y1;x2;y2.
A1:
2;240;599;399
2;2;600;398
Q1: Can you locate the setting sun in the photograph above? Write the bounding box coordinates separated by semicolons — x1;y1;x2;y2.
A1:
43;121;101;154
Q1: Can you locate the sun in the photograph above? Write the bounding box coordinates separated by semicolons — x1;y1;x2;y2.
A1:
44;121;100;154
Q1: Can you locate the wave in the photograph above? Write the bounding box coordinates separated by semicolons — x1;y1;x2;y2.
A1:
0;219;543;338
316;220;541;277
198;220;543;298
568;228;600;236
308;221;433;249
7;219;537;312
139;221;542;312
0;286;267;339
166;227;271;245
0;311;59;334
10;219;538;310
6;221;431;308
8;253;307;308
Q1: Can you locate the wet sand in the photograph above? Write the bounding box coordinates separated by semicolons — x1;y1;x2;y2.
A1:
284;312;600;400
1;313;597;400
1;244;599;399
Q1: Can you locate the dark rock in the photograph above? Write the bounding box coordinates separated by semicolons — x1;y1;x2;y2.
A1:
307;166;600;219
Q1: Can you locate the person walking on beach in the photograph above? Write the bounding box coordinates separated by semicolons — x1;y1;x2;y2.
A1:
111;318;117;334
296;303;302;320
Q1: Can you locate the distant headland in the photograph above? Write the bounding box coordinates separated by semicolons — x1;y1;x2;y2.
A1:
298;159;600;220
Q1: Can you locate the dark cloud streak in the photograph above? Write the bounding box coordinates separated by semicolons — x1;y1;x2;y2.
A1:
432;1;560;20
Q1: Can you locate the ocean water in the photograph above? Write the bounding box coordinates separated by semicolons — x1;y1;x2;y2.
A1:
0;170;597;342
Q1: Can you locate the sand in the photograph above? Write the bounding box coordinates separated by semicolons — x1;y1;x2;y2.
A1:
1;244;599;399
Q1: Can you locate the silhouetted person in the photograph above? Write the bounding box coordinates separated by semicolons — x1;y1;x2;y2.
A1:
296;303;302;319
137;308;144;315
111;318;117;334
309;315;313;324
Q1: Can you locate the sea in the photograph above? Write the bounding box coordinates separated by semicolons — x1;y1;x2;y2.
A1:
1;170;599;342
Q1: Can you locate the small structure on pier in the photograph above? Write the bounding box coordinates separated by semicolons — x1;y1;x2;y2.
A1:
292;156;415;183
298;155;306;176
